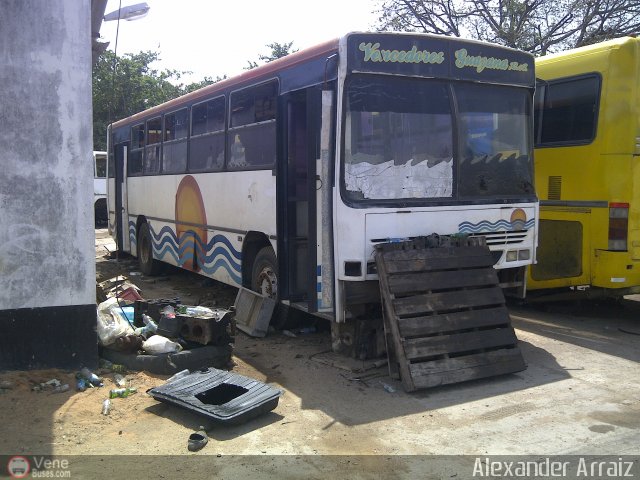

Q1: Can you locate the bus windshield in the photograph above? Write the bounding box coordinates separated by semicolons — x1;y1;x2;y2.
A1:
343;75;534;204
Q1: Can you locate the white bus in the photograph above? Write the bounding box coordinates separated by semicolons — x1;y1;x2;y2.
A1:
108;32;538;356
93;150;107;226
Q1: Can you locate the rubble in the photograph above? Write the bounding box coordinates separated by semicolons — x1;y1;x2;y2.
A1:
95;275;235;375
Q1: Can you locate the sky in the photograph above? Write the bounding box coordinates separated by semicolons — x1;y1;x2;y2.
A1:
99;0;383;84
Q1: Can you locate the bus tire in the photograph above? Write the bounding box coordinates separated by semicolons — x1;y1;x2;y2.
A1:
251;246;278;300
250;246;289;328
138;222;162;276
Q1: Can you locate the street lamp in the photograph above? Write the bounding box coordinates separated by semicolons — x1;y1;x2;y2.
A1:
103;2;150;22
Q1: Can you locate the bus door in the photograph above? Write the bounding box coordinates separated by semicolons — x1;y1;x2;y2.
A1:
278;88;320;311
113;142;130;252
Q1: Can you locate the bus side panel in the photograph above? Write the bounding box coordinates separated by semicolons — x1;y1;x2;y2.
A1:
529;211;592;288
125;172;276;288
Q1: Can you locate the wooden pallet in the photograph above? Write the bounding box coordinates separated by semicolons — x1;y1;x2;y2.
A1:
375;236;526;392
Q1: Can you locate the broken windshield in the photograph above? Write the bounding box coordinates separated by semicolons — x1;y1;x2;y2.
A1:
342;75;534;205
343;76;454;202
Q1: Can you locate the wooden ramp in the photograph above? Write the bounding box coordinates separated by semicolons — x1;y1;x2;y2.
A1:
375;236;526;392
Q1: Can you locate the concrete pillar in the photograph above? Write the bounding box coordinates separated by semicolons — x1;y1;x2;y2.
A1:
0;1;97;369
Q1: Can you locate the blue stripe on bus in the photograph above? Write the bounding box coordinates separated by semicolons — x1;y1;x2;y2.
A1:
127;221;242;282
458;218;535;233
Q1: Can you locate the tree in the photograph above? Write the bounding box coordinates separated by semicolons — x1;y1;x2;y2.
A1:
376;0;640;55
245;41;298;70
182;75;227;94
92;50;224;150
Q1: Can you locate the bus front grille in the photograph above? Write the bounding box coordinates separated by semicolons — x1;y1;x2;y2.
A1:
469;230;529;246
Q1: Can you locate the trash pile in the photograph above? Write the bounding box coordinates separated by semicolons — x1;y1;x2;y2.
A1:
67;360;139;415
96;276;234;374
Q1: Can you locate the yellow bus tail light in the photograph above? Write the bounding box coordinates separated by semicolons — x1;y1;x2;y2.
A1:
608;202;629;251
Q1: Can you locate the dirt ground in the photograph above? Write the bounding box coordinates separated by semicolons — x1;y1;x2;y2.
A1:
1;229;639;477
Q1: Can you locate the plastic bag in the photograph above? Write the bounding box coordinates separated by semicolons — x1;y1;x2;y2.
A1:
97;297;133;346
142;335;183;354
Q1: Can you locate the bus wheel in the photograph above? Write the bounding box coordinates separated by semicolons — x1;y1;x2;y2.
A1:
251;247;278;299
138;223;161;276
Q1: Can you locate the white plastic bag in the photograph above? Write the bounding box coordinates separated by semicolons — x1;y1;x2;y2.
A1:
142;335;183;354
97;297;133;346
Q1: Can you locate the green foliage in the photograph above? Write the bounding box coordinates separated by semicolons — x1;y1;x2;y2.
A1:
92;50;224;150
245;41;298;70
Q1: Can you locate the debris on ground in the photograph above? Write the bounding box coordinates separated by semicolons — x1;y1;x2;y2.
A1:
147;367;283;425
95;275;235;375
233;287;276;338
0;380;14;390
187;428;209;452
109;387;137;398
101;398;111;415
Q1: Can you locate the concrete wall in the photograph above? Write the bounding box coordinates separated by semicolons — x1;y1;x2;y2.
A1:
0;1;97;369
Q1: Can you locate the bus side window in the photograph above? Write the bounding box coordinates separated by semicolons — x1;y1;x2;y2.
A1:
129;123;144;175
190;97;225;172
145;117;162;174
537;75;600;145
228;80;278;169
163;108;188;174
95;153;107;178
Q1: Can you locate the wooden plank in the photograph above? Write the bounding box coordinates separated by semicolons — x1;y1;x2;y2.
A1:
398;307;512;337
409;348;525;376
411;351;526;389
380;296;400;380
384;254;495;274
388;268;498;294
404;328;518;359
393;286;505;316
375;248;416;391
380;245;490;261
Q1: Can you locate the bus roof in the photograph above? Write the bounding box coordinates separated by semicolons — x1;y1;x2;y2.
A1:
536;36;639;65
112;37;340;129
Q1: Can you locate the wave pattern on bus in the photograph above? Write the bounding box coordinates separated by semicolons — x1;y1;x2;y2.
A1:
128;221;242;284
458;218;535;234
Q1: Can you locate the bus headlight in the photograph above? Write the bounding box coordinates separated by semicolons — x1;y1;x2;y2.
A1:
517;249;530;261
506;249;530;262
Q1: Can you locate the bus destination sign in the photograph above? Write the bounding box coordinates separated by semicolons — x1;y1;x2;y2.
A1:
348;34;534;86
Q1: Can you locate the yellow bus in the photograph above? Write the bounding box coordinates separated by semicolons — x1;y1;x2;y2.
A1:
527;36;640;298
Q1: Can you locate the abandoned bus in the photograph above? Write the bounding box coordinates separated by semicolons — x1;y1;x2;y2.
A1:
527;36;640;299
107;32;538;355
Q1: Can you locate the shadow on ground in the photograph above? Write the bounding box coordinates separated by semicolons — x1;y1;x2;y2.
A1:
509;298;640;364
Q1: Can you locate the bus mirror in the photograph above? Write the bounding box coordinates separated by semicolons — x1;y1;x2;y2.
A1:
323;54;338;89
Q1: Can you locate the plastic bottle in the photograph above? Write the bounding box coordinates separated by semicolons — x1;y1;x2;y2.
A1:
380;382;396;393
134;314;159;338
76;378;88;392
53;384;70;393
142;314;158;332
113;374;126;387
102;399;111;415
109;387;138;398
80;367;103;387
